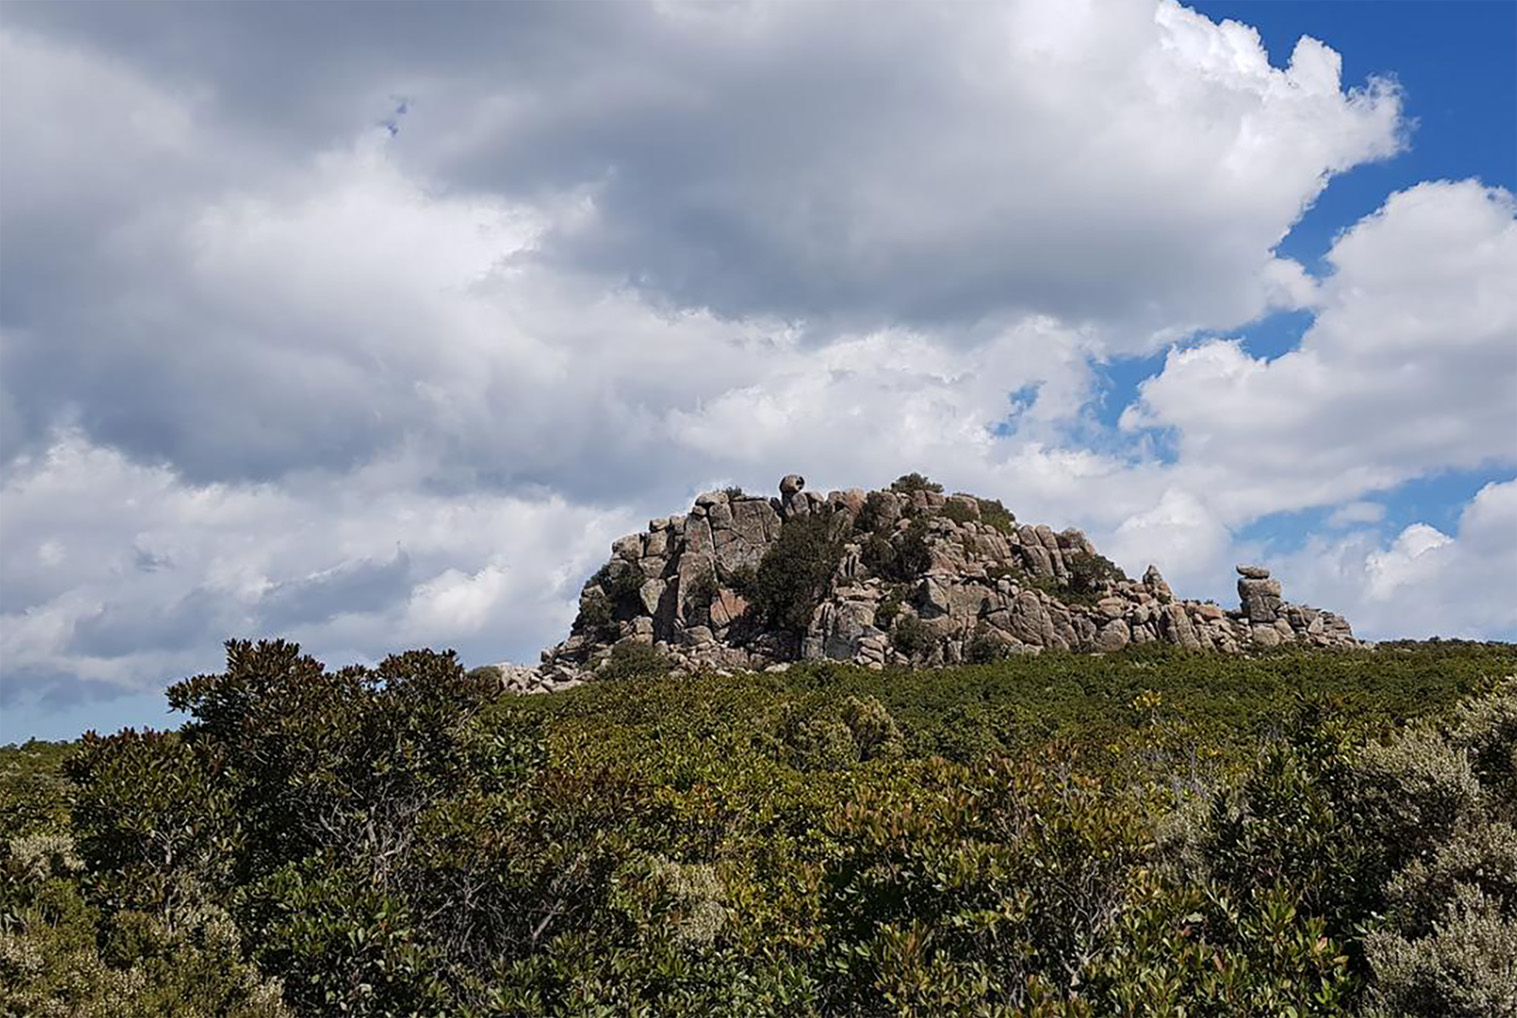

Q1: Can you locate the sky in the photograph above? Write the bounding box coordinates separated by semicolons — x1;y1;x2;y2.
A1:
1;0;1514;743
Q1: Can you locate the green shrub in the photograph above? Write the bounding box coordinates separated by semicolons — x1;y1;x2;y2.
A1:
10;641;1517;1015
892;615;935;660
862;517;935;585
743;512;844;634
590;562;645;606
873;587;906;632
889;472;944;495
853;491;900;535
467;664;504;687
976;498;1017;535
1065;550;1127;602
940;499;976;525
758;695;903;770
683;569;720;627
574;589;619;642
1358;679;1517;1018
600;640;672;682
963;626;1012;665
859;533;897;578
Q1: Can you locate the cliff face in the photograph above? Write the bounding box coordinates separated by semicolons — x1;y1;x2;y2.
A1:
509;474;1357;693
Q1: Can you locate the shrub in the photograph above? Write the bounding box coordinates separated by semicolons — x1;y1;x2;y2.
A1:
466;664;504;687
758;695;903;770
963;626;1012;665
575;589;620;642
1065;550;1127;601
892;615;935;660
889;472;943;495
838;695;904;761
600;640;671;682
722;485;747;500
859;533;897;578
859;519;934;583
683;569;720;626
940;499;976;525
1358;679;1517;1017
894;519;934;578
590;562;645;606
873;587;906;632
853;491;900;535
11;641;1517;1016
744;512;845;634
976;498;1017;535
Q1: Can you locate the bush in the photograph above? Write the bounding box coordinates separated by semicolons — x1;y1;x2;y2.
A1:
895;519;934;578
1358;679;1517;1018
758;695;903;770
683;569;720;627
940;499;976;525
853;491;900;535
1064;550;1127;604
889;472;943;495
600;640;672;682
873;587;906;632
574;589;620;642
466;664;504;687
743;512;845;634
963;627;1012;665
892;615;935;660
860;519;935;584
10;641;1517;1015
590;562;645;606
976;498;1017;535
859;533;897;578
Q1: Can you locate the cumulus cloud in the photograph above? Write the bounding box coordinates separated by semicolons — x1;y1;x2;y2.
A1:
1273;479;1517;640
1122;180;1517;519
0;433;634;709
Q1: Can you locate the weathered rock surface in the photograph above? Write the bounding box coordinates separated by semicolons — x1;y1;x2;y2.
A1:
498;475;1362;692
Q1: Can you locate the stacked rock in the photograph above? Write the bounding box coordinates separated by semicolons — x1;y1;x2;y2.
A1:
492;476;1365;692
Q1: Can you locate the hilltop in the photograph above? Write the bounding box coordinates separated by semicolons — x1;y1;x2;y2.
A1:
509;473;1357;692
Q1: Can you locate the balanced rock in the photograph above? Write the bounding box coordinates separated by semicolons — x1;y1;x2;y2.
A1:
1237;564;1284;623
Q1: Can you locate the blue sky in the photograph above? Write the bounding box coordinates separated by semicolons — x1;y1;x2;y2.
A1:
2;0;1514;743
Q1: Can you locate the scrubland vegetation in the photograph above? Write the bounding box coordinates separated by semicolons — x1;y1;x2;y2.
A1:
3;640;1515;1016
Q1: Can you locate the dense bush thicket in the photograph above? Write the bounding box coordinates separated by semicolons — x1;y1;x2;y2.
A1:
3;641;1515;1016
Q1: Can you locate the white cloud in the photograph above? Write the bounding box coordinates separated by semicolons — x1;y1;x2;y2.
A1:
1274;479;1517;640
1327;501;1387;528
0;433;634;706
1123;180;1517;519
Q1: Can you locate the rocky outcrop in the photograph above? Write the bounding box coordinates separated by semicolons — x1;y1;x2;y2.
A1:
506;476;1361;691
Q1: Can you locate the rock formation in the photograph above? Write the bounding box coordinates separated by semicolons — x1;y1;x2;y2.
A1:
499;475;1359;693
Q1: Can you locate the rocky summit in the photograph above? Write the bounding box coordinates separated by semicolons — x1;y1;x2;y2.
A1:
502;475;1357;693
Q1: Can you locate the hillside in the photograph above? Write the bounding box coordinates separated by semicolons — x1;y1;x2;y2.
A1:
4;640;1514;1016
516;473;1357;692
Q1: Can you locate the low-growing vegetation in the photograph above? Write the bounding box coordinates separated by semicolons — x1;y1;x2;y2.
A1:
3;640;1515;1016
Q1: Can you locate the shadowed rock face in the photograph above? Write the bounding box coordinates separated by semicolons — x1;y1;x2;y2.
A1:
500;476;1360;693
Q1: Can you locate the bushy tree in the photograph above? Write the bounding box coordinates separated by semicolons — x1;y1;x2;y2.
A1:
738;513;844;634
